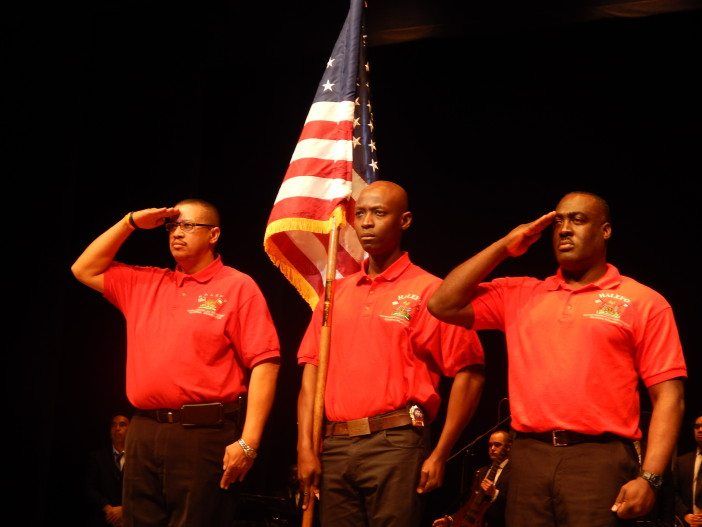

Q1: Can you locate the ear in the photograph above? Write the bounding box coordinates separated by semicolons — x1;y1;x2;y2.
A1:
209;226;221;245
602;222;612;241
400;211;412;232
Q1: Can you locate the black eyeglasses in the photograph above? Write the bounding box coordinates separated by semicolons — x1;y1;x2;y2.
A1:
164;220;217;233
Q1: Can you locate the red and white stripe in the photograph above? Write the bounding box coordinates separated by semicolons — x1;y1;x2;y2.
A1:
265;100;368;308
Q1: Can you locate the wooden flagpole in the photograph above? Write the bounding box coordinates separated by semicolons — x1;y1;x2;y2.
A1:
302;216;341;527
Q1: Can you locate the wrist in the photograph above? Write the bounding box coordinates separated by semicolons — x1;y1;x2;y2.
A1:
237;437;258;459
429;446;449;462
493;238;514;259
128;211;142;230
638;469;663;491
298;442;315;454
241;434;260;450
123;213;135;231
297;434;315;452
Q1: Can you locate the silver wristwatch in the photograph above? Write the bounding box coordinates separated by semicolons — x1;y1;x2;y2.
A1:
639;470;663;491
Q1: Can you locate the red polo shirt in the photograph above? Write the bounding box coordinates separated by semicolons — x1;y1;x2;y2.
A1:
298;253;484;422
104;257;280;409
471;264;686;439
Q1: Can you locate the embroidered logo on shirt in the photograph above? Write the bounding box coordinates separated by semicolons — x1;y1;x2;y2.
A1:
380;293;421;323
187;294;227;319
583;293;631;323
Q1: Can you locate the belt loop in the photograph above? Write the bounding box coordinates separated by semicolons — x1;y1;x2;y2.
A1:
552;430;568;447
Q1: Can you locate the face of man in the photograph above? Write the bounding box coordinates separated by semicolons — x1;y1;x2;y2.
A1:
168;203;220;263
353;182;411;257
110;415;129;447
552;193;611;271
488;432;511;462
694;416;702;448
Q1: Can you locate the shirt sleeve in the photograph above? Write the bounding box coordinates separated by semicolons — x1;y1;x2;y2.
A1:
227;279;280;369
438;323;485;376
103;262;157;313
471;277;530;331
634;305;687;387
411;283;485;377
297;303;323;366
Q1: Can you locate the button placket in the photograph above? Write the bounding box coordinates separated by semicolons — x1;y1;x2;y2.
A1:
561;290;575;319
362;281;378;317
175;279;190;311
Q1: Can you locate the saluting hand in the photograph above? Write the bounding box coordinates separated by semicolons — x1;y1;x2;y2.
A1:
129;207;180;230
503;211;557;257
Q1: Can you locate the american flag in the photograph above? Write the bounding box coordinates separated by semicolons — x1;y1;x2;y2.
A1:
264;0;379;309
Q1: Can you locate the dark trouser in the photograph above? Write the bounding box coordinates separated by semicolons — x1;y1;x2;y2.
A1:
122;414;240;527
320;425;430;527
506;436;640;527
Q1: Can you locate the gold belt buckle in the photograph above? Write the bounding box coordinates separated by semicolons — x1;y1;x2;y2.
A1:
346;417;371;436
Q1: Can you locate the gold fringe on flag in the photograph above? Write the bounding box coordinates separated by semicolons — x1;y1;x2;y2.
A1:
263;205;347;309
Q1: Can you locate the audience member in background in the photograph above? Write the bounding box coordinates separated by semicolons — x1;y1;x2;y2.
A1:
86;413;130;527
674;415;702;526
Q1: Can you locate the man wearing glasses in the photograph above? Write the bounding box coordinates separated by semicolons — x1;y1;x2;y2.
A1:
71;199;280;526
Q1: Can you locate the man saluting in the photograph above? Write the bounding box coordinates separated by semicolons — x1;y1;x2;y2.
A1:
429;191;686;527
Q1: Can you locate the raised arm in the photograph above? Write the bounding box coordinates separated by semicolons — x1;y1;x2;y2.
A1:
71;207;178;292
428;211;556;327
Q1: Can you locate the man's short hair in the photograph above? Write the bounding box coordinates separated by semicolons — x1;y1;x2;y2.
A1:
176;198;221;227
567;191;611;224
492;429;514;444
110;410;131;422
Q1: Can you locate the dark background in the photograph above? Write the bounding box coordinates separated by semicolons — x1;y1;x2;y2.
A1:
7;1;701;524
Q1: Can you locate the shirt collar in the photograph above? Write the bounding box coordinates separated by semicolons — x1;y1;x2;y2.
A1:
174;255;223;286
545;263;622;292
356;252;412;285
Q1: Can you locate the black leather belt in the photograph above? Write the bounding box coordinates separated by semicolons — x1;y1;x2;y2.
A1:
516;430;624;447
137;399;243;427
